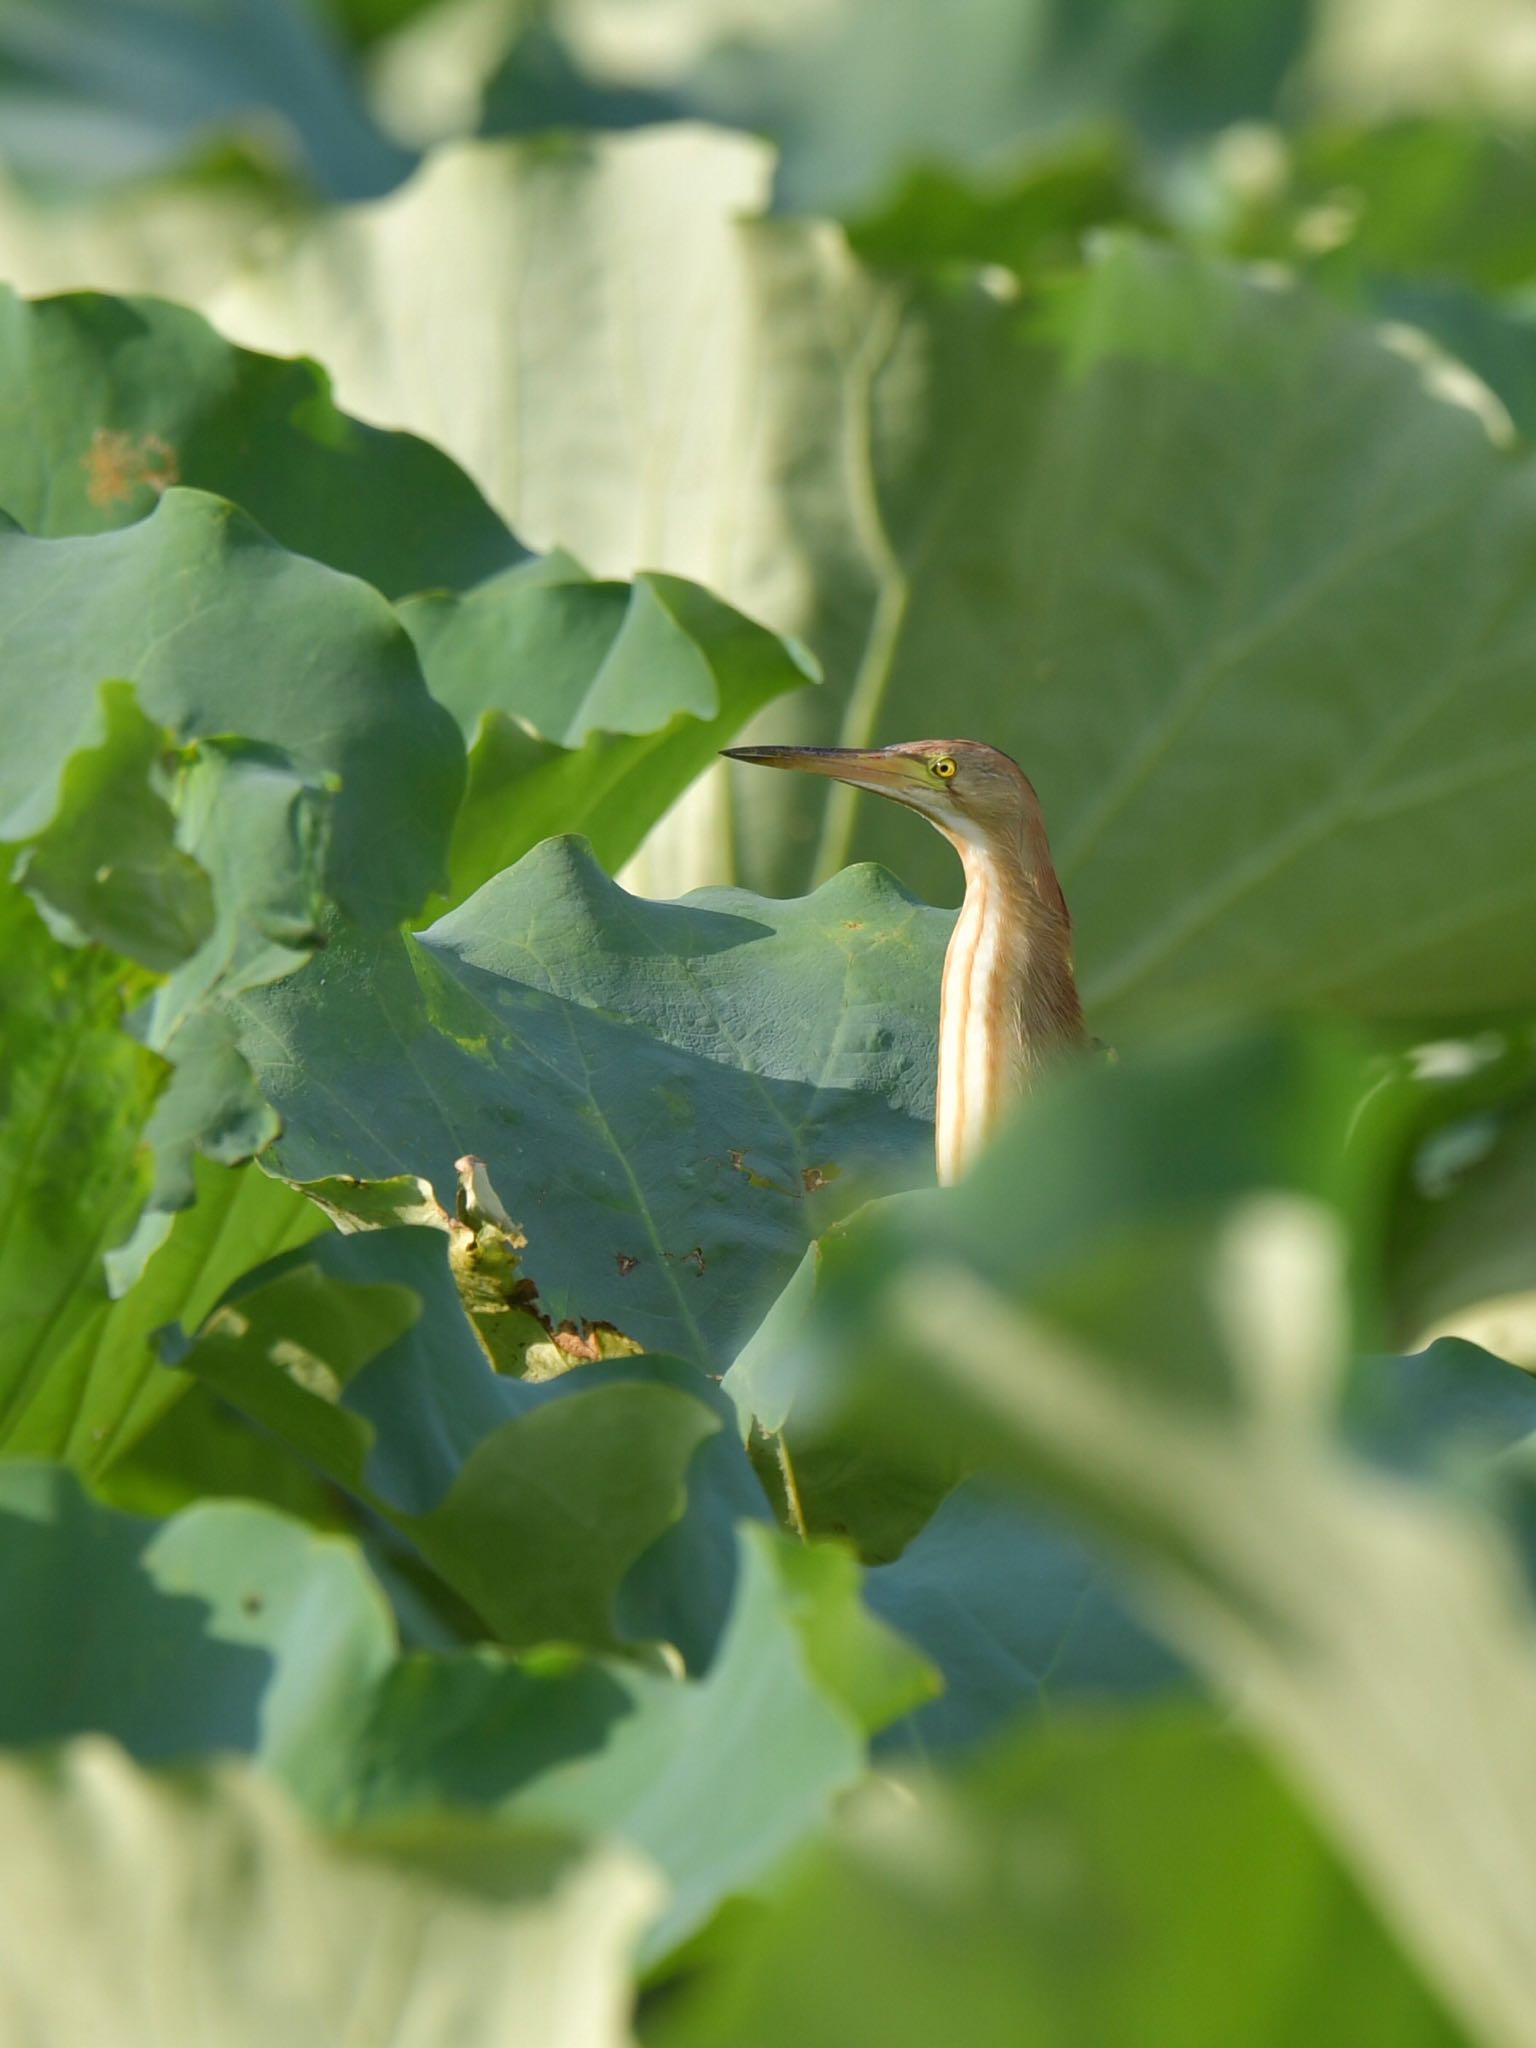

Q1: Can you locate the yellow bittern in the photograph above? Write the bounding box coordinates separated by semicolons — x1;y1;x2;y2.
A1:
722;740;1087;1184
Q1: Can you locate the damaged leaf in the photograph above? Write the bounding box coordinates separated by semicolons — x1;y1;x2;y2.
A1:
231;838;946;1371
173;1222;732;1656
290;1155;644;1381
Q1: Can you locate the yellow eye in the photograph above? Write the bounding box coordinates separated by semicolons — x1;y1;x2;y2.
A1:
930;756;957;781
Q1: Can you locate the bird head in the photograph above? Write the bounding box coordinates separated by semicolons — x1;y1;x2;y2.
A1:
723;738;1069;923
725;734;1054;858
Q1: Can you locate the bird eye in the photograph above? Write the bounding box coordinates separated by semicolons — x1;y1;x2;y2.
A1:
930;756;957;781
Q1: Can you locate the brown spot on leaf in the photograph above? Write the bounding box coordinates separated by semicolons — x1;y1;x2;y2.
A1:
723;1148;796;1195
84;428;180;507
241;1591;265;1616
842;920;864;930
616;1253;639;1277
801;1163;841;1195
664;1245;707;1276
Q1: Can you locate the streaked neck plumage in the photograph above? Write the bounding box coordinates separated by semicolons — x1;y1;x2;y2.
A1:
935;816;1084;1185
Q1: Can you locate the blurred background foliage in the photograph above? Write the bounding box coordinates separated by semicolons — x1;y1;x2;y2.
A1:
6;2;1536;2040
8;0;1536;468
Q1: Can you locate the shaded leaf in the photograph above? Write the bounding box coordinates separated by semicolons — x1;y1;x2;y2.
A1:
95;1375;350;1526
231;836;943;1370
0;0;412;196
1352;1339;1536;1480
1;678;333;1237
724;1029;1375;1560
0;1464;393;1812
0;490;465;1226
864;1480;1187;1756
176;1222;746;1657
349;1524;933;1960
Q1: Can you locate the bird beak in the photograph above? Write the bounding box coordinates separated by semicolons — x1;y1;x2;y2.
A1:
720;745;928;802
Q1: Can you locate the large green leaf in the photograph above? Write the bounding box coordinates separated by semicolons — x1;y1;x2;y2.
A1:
173;1221;753;1658
401;554;818;911
0;1464;392;1811
0;1740;656;2048
208;128;783;580
657;1714;1467;2048
0;491;464;1225
0;488;462;926
865;1343;1536;1758
215;131;1536;1029
789;240;1536;1033
0;286;522;597
346;1524;933;1960
763;1027;1536;2048
230;836;944;1369
0;657;335;1482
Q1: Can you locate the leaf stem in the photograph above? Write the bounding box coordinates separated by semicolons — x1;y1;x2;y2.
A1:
775;1430;809;1542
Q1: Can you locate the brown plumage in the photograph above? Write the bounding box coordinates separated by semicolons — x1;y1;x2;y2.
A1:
722;739;1087;1183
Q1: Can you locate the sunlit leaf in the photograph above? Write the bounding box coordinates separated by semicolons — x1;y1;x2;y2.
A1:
402;555;817;910
0;1739;656;2048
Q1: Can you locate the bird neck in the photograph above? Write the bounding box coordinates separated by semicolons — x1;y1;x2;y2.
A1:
934;828;1084;1186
